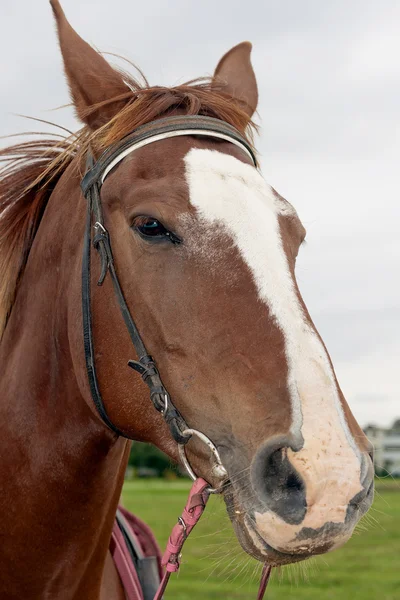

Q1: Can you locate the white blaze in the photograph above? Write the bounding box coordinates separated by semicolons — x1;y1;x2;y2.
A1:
184;148;362;549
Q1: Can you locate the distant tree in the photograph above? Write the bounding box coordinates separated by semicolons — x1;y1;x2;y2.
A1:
392;419;400;431
128;441;181;477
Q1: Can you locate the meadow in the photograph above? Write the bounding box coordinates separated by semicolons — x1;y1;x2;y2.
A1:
122;478;400;600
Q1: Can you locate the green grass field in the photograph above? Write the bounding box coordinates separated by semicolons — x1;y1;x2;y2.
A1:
122;479;400;600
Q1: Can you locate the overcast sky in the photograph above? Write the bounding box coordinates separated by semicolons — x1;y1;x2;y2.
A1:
1;0;399;428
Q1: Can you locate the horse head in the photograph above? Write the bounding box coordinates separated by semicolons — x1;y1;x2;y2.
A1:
49;0;373;566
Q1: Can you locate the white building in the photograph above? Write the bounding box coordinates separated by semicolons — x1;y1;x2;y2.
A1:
364;422;400;476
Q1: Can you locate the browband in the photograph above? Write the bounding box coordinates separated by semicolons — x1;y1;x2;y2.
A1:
81;115;257;194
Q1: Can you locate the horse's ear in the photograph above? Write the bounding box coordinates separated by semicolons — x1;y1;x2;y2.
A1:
213;42;258;119
50;0;131;130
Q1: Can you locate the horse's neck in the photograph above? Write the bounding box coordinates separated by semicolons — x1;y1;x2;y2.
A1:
0;171;129;599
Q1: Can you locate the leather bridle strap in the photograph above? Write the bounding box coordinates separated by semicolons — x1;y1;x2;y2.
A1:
82;177;119;434
81;115;256;443
82;153;189;443
81;115;256;195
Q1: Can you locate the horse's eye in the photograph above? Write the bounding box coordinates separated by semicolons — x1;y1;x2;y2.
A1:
135;217;166;237
132;216;181;244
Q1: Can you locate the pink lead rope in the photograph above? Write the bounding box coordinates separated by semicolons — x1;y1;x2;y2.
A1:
153;477;272;600
153;478;210;600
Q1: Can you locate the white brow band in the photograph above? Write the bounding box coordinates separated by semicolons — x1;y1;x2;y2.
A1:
101;129;255;184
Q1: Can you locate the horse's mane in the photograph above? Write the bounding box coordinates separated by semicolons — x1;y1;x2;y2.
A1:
0;74;256;338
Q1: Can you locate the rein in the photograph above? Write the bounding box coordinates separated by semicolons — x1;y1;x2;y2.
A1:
80;115;271;598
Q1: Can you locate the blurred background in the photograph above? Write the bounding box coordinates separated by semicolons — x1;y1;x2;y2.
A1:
1;1;399;598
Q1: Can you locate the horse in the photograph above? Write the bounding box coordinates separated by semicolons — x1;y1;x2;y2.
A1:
0;0;374;598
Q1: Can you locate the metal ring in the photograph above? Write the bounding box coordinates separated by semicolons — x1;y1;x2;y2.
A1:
178;428;228;494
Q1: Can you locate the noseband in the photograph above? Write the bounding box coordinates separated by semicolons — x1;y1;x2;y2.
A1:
80;115;271;598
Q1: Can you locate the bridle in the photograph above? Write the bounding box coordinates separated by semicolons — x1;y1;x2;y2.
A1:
80;115;271;598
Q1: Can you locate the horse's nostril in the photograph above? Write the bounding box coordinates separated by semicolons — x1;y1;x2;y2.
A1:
251;438;307;526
